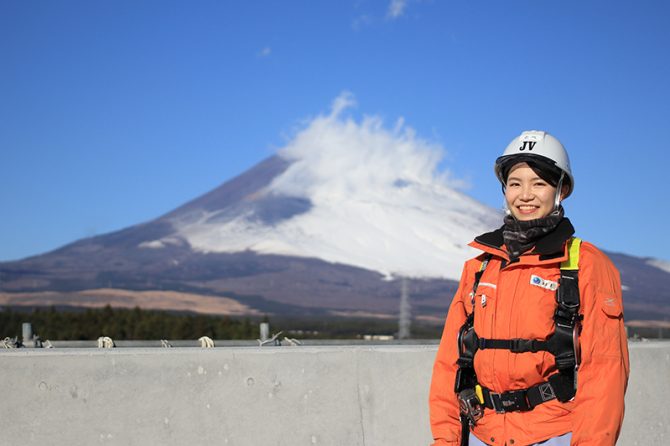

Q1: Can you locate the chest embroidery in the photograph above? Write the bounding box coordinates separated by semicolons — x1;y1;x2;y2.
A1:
530;275;559;291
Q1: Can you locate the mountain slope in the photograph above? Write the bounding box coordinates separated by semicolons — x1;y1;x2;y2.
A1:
143;101;501;280
1;96;668;321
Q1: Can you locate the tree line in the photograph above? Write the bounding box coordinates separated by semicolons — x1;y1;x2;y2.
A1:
0;306;261;341
0;306;443;341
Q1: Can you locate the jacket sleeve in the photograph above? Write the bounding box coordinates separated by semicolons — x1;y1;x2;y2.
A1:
429;262;473;446
570;244;630;445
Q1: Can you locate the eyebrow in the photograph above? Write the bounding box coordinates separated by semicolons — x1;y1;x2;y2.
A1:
506;175;544;182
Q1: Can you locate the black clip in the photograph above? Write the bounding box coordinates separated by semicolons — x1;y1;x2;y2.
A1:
510;338;538;353
538;383;556;402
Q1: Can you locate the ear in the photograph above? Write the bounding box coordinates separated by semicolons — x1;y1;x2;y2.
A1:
559;184;569;201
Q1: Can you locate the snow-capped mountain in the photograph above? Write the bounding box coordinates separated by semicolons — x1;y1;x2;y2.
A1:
1;94;668;321
144;94;499;280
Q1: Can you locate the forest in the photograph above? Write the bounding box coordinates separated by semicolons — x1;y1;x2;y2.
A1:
0;306;443;342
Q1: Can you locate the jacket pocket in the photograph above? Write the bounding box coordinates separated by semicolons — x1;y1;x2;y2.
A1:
598;291;623;319
594;291;625;357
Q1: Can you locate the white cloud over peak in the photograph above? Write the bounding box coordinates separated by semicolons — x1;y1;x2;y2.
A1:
272;91;450;200
171;92;501;279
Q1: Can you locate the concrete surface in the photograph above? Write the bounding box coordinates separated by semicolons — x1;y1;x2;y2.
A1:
0;342;666;446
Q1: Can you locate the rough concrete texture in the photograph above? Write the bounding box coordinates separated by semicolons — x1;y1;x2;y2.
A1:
619;342;670;446
0;342;667;446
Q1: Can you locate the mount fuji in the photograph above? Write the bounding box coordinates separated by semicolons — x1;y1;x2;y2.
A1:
1;94;668;322
148;94;500;281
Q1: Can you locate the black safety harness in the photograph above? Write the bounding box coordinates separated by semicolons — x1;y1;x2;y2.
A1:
455;237;583;422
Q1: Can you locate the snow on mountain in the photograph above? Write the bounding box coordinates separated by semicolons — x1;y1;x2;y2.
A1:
647;259;670;274
157;93;501;280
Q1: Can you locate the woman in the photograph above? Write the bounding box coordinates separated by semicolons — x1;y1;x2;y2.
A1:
429;131;629;446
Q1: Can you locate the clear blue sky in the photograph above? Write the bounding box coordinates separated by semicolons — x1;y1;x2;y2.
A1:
1;0;669;262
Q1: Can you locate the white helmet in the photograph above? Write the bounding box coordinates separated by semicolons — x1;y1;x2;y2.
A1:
494;130;574;198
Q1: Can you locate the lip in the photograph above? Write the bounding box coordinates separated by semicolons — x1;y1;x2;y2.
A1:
516;205;539;215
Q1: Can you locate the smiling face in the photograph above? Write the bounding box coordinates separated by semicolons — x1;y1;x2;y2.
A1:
504;162;560;221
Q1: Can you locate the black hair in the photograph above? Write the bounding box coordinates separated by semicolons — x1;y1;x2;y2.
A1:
500;155;569;191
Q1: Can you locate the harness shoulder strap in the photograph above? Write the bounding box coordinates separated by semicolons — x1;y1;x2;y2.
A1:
469;255;492;308
554;237;581;328
549;237;583;402
560;237;581;271
455;254;492;393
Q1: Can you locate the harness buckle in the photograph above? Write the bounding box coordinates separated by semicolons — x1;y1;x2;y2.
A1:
510;338;538;353
487;389;530;413
538;383;556;402
458;388;484;426
488;392;505;414
557;273;580;309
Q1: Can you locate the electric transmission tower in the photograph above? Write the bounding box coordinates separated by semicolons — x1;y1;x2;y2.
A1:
398;277;411;339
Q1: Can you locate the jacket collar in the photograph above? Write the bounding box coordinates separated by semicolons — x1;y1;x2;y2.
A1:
470;218;575;263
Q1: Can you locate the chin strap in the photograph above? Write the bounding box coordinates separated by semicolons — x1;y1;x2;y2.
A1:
502;199;512;216
552;172;565;213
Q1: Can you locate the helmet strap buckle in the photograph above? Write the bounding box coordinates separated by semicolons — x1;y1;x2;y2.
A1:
552;172;566;212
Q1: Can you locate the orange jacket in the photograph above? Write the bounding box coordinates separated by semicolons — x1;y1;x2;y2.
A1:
429;222;630;446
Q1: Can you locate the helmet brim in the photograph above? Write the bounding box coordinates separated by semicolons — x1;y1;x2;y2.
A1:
495;153;563;185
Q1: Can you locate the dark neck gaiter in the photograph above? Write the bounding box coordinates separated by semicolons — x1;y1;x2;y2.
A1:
503;207;565;260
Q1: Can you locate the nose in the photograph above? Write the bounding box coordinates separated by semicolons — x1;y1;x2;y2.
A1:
520;184;534;201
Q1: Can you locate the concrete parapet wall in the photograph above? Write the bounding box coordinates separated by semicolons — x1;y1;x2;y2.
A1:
0;342;667;446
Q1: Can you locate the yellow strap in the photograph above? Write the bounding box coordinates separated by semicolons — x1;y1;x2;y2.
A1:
560;237;582;271
475;384;484;404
